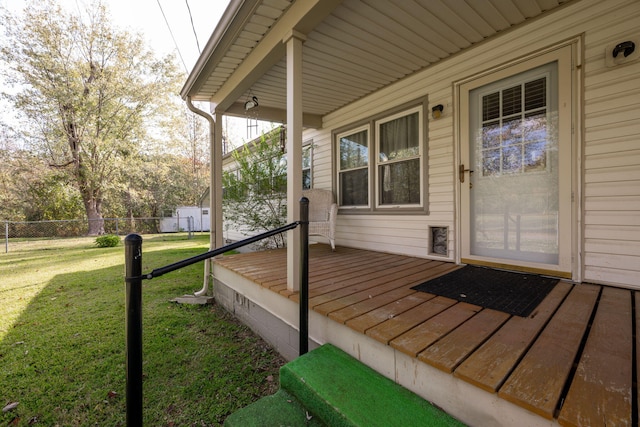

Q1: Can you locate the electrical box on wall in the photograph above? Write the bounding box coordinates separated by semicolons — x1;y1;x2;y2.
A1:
605;36;639;67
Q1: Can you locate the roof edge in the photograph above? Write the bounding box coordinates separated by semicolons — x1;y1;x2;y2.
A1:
180;0;260;100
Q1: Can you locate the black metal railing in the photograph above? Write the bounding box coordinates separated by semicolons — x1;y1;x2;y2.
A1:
124;197;309;426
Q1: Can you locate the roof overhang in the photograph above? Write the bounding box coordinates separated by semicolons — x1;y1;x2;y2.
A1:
181;0;574;127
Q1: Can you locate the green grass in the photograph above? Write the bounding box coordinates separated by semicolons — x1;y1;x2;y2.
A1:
0;234;285;426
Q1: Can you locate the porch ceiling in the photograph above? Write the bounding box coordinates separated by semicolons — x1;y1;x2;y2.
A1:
181;0;573;123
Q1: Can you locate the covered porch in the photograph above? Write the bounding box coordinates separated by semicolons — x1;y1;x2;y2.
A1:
213;244;634;427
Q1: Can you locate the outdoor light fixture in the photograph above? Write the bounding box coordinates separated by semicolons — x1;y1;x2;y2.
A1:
612;41;635;58
432;104;444;119
244;96;259;111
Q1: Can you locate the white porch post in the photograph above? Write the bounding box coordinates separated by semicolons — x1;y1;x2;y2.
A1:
213;111;224;249
285;30;306;292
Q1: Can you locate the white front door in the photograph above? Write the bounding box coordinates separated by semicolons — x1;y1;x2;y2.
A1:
460;46;573;277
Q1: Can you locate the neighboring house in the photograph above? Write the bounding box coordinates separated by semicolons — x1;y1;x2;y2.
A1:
180;0;639;424
159;205;210;232
216;125;314;245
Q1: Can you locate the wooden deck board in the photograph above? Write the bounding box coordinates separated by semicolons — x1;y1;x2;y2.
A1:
418;308;510;373
452;281;573;392
315;262;457;316
213;245;638;426
390;302;482;357
367;296;460;344
557;287;633;427
328;286;419;324
498;283;600;419
345;292;433;333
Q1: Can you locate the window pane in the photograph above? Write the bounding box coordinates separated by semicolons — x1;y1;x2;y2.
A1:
483;92;500;121
482;148;500;176
379;112;419;162
340;130;368;170
502;145;522;173
502;117;522;146
340;169;368;206
379;159;420;205
482;121;501;148
302;170;311;190
302;146;311;169
525;78;546;110
502;85;522;116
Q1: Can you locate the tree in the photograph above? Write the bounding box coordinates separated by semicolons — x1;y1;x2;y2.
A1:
0;0;182;234
222;129;287;248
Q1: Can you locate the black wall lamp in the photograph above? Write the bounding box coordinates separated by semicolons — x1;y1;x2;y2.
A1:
431;104;444;119
612;41;635;58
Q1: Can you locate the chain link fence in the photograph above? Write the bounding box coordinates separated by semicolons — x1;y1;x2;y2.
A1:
3;217;199;253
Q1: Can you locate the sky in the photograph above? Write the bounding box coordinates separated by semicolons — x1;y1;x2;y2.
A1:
1;0;273;145
1;0;230;75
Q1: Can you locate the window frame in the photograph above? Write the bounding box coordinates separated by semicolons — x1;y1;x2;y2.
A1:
334;97;429;215
337;124;371;209
375;105;424;209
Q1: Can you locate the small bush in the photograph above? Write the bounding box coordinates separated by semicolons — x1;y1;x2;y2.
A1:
95;234;120;248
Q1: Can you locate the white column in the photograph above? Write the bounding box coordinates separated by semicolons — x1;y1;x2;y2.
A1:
213;111;224;249
284;30;306;292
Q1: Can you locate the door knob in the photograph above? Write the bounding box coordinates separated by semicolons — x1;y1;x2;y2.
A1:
459;164;474;183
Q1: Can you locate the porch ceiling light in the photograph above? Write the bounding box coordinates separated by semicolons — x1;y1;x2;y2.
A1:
432;104;444;119
244;96;259;111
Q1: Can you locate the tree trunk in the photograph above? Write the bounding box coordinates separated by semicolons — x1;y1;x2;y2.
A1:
85;198;104;236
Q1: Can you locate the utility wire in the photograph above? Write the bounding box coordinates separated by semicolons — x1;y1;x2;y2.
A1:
185;0;201;55
156;0;189;74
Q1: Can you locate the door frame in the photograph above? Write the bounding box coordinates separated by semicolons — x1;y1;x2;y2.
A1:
455;41;580;279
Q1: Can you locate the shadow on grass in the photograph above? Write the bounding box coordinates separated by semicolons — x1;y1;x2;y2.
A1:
0;242;284;426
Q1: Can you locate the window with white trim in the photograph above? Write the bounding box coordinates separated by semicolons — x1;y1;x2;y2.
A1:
338;126;369;207
336;101;426;213
376;107;422;207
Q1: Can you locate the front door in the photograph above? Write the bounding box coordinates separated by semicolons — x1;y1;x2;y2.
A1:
460;47;573;277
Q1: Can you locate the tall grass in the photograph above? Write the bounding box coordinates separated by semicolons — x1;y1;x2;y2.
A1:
0;234;285;426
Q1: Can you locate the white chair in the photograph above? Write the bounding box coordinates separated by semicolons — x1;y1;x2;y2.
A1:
303;189;337;251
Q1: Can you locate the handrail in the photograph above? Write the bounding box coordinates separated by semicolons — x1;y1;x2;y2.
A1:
126;221;299;282
124;197;310;426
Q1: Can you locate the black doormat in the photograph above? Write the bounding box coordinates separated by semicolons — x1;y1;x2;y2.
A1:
411;265;559;317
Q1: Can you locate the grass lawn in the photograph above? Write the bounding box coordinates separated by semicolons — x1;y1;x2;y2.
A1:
0;233;286;426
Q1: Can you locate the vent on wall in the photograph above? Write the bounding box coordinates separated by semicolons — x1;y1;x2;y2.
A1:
429;226;448;256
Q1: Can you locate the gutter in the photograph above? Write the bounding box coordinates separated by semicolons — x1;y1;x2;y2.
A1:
185;96;215;297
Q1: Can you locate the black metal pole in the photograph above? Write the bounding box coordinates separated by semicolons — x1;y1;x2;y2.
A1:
125;234;143;426
299;197;309;355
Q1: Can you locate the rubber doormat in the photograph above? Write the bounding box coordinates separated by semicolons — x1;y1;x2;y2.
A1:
411;265;559;317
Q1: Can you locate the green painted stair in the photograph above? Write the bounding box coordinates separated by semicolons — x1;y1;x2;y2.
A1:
225;344;465;427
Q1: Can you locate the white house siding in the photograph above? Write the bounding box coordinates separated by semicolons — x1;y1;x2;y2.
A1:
306;0;640;288
582;0;640;287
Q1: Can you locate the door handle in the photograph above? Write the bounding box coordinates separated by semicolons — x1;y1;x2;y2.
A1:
459;164;474;183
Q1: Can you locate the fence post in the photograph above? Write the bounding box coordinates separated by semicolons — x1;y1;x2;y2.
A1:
5;221;8;253
299;197;309;355
125;234;143;426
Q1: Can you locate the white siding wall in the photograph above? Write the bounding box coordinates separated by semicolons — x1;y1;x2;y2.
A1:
306;0;640;287
582;0;640;287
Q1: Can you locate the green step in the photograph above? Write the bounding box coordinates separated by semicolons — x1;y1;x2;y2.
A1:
224;389;326;426
226;344;465;427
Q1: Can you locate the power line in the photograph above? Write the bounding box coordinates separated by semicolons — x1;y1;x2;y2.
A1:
185;0;201;55
156;0;189;74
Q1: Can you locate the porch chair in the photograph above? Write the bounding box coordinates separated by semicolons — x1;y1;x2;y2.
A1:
302;188;337;251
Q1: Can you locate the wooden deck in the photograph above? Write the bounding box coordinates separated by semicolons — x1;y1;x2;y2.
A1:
214;245;636;426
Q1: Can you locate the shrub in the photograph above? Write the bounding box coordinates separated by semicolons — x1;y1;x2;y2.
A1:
95;234;120;248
